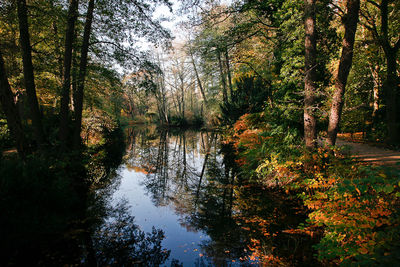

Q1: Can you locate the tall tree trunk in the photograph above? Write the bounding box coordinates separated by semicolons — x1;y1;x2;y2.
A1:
384;51;399;144
52;22;64;81
304;0;318;149
0;50;27;158
181;83;185;119
59;0;79;147
71;47;78;111
217;50;228;104
326;0;360;146
379;0;400;144
362;0;400;144
16;0;46;147
225;47;233;101
73;0;95;149
49;0;64;82
189;48;207;105
157;56;169;124
174;94;180;115
154;81;163;123
178;74;185;119
155;88;165;124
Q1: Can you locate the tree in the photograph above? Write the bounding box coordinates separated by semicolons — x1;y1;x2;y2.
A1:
168;49;192;119
217;48;228;104
378;0;400;144
59;0;80;147
188;42;208;106
152;56;170;125
304;0;318;149
16;0;46;147
73;0;95;149
326;0;360;146
361;0;400;144
72;0;172;147
188;4;238;107
225;47;233;101
0;50;27;158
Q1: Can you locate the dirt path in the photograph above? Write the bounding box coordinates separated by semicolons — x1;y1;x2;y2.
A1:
336;138;400;166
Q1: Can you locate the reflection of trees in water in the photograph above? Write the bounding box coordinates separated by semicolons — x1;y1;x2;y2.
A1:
186;143;250;266
125;128;212;207
125;128;172;206
1;127;171;266
126;128;319;266
125;126;160;175
125;128;250;265
82;197;171;267
92;200;170;266
85;128;171;266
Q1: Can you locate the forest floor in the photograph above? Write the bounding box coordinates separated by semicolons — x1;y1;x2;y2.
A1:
336;137;400;167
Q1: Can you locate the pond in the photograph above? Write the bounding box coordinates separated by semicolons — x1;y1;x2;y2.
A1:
112;127;253;266
1;126;318;266
105;126;318;266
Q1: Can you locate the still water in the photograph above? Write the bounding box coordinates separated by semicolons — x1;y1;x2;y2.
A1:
1;126;316;266
110;127;252;266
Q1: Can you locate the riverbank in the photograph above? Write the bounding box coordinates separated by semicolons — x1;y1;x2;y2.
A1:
225;113;400;265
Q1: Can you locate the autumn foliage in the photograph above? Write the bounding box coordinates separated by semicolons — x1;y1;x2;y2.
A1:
226;112;400;265
303;159;400;265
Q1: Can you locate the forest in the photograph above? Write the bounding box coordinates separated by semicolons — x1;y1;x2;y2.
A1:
1;0;400;266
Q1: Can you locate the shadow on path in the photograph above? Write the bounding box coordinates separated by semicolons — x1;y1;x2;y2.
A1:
336;138;400;166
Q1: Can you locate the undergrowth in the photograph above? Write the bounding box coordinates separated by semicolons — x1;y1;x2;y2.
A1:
227;112;400;266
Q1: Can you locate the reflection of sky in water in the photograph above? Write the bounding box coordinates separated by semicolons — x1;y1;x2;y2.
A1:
112;168;210;265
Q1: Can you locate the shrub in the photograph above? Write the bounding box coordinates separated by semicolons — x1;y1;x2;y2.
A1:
225;108;400;265
0;119;13;150
219;75;271;125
